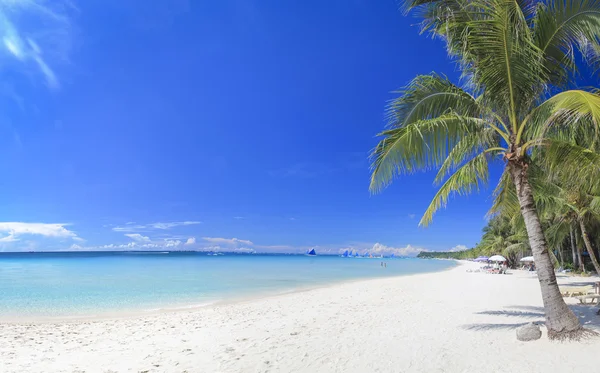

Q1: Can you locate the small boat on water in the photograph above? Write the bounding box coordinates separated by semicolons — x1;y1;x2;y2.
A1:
305;248;317;256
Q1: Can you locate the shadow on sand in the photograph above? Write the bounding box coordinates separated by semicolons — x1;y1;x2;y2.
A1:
462;304;600;331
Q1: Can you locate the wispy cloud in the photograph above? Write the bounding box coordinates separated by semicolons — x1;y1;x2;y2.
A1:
269;152;368;178
202;237;253;246
112;221;201;232
0;1;75;89
233;216;245;220
0;222;82;242
124;233;151;243
408;214;416;219
448;244;468;252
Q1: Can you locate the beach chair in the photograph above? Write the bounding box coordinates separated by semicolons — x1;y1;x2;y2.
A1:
576;294;600;305
560;286;594;297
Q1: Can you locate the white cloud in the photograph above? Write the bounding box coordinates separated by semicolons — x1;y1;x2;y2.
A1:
0;233;18;242
232;247;256;253
112;221;201;232
185;237;196;245
448;244;468;252
202;237;254;246
86;238;182;251
201;245;256;254
111;225;145;232
164;239;182;248
148;221;200;230
233;216;245;220
97;242;139;250
254;244;294;252
369;243;426;257
0;222;81;242
0;1;75;89
125;233;151;243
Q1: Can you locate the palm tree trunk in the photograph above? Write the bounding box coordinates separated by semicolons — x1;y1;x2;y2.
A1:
508;162;581;338
575;230;585;272
570;224;578;268
557;245;564;268
578;219;600;275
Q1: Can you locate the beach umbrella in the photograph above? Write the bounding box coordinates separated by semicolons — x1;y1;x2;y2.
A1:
520;256;534;262
489;255;507;262
474;256;489;262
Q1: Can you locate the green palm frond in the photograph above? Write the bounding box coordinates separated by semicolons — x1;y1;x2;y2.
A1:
435;127;499;183
385;74;483;127
589;195;600;216
369;114;485;193
533;0;600;86
490;170;517;217
420;153;489;226
403;0;475;43
505;242;529;254
541;139;600;190
545;217;571;249
464;0;546;127
523;90;600;146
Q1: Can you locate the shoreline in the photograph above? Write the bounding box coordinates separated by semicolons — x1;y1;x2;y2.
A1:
3;260;599;372
0;260;459;324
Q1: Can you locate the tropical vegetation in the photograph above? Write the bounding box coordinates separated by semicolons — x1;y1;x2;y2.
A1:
369;0;600;339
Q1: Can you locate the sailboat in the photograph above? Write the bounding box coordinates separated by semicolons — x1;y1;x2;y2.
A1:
305;248;317;256
341;250;349;258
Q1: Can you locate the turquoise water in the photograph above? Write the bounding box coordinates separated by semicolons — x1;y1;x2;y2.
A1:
0;252;454;319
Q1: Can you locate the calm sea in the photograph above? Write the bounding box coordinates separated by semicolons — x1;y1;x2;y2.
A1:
0;252;454;319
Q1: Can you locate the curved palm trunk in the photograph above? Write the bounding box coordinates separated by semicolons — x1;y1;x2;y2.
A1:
570;224;578;269
508;162;581;338
578;219;600;275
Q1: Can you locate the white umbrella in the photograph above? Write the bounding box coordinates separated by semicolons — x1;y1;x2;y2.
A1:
520;256;534;262
489;255;507;262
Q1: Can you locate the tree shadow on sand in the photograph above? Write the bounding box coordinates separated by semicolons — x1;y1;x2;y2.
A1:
462;304;600;331
475;310;544;318
462;321;540;331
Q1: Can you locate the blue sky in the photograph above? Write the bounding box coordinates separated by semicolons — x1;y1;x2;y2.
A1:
0;0;501;255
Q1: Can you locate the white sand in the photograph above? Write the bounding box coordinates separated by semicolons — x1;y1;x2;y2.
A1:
2;261;599;373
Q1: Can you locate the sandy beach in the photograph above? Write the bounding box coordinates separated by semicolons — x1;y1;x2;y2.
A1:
2;260;599;373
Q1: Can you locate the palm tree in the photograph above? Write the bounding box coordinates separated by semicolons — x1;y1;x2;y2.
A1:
541;178;600;274
369;0;600;339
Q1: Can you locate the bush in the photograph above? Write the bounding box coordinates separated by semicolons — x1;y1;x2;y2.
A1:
585;262;597;274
